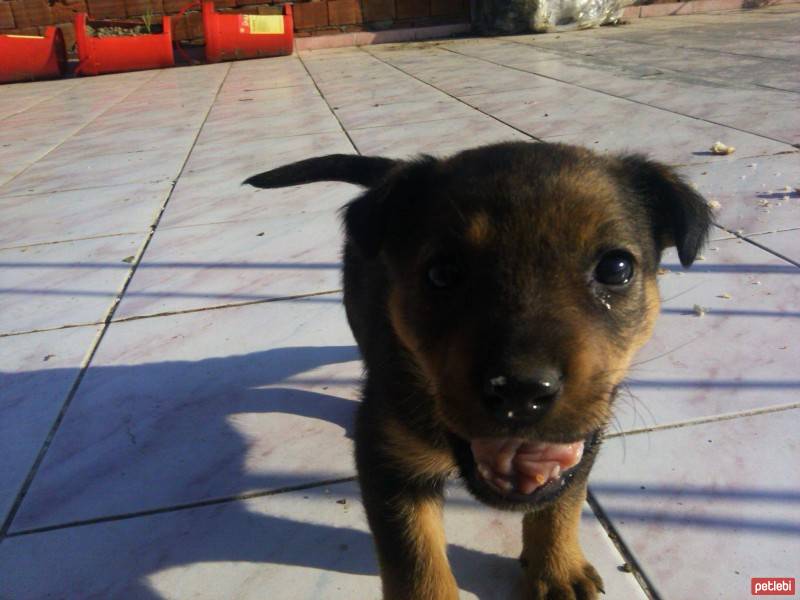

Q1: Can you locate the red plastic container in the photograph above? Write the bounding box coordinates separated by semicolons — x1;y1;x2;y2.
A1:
203;1;293;63
0;27;66;84
74;13;174;76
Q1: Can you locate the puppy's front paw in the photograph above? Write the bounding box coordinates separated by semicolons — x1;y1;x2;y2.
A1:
523;559;604;600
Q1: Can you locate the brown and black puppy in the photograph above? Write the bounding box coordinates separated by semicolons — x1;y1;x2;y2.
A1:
245;142;711;600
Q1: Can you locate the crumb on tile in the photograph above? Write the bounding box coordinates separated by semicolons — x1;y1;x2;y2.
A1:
710;141;735;155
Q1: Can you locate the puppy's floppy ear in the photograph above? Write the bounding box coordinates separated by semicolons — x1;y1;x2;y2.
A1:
343;156;436;258
621;155;713;267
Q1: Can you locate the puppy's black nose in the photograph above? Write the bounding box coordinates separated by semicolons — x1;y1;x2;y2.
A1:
483;368;562;423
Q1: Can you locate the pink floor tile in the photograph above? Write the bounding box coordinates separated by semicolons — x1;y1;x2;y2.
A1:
591;410;800;599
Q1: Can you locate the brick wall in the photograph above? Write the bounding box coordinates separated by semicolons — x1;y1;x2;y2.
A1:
0;0;469;47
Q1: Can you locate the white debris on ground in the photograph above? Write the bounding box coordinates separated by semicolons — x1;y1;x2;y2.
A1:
710;141;735;155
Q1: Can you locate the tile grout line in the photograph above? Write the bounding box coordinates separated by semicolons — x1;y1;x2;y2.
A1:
296;54;363;155
314;43;791;168
0;80;81;123
0;316;109;541
0;230;149;252
0;73;163;194
3;212;796;256
456;39;800;145
0;320;103;339
346;113;501;132
4;477;357;539
0;177;170;201
501;25;800;70
722;227;800;268
6;408;797;538
565;32;799;66
753;81;800;95
110;288;343;324
606;402;800;439
360;47;544;142
8;404;800;537
0;117;353;202
585;490;662;600
0;289;344;339
14;407;800;537
0;62;235;542
181;125;342;145
441;45;800;149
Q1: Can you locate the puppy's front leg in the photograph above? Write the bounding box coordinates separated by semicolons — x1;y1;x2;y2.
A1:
357;413;458;600
521;482;604;600
361;478;458;600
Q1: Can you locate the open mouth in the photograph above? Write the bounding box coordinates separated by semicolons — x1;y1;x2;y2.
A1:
453;430;601;508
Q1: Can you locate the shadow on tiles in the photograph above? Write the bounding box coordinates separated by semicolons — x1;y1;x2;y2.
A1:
1;343;523;599
4;343;797;598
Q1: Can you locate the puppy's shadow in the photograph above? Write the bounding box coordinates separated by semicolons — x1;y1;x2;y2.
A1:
5;344;522;599
91;489;524;599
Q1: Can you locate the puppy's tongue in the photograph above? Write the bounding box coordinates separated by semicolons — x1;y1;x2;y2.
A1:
471;438;585;495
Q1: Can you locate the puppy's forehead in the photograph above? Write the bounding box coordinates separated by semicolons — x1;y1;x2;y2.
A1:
438;163;633;251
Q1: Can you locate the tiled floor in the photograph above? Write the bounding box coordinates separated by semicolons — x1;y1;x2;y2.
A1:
1;5;799;600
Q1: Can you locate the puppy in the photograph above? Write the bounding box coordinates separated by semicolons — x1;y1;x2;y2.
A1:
245;142;711;600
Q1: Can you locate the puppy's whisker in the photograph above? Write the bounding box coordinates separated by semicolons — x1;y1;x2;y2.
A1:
617;381;656;432
629;335;703;368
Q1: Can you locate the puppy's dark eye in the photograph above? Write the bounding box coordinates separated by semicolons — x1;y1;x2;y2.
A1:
427;263;461;289
594;251;634;286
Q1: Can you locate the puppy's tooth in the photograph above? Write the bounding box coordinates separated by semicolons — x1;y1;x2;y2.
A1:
493;477;513;493
573;441;585;465
477;464;492;481
497;439;522;475
550;464;561;480
515;459;557;479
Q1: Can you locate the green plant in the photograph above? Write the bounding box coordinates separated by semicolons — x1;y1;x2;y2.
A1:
142;9;154;33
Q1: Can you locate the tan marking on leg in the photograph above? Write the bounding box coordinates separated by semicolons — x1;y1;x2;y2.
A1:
521;483;604;598
522;486;585;581
384;497;458;600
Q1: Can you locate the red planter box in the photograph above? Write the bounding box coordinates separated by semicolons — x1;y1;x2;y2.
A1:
202;1;293;63
0;27;66;84
74;12;175;76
